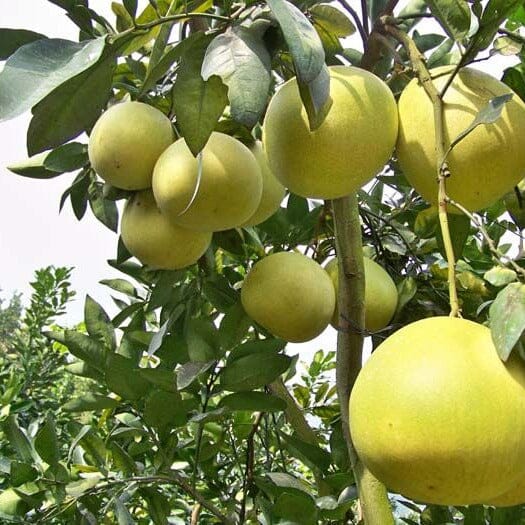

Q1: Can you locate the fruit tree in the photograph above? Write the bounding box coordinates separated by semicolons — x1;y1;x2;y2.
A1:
3;0;525;524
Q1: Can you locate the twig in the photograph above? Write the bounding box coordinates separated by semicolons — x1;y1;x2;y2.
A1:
191;503;202;525
338;0;368;50
498;27;525;46
361;0;370;37
447;197;525;280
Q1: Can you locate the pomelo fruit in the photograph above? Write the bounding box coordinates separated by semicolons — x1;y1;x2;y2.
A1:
88;101;173;190
241;252;335;342
121;190;211;270
262;65;398;199
397;67;525;212
350;316;525;505
152;132;263;232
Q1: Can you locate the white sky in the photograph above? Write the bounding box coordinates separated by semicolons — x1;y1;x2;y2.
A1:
0;1;518;359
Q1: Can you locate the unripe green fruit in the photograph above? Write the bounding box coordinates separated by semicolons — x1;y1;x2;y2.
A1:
241;252;335;342
397;67;525;212
325;257;398;332
121;190;211;270
262;65;398;199
88;101;173;190
152;132;263;232
0;488;28;516
241;141;286;227
350;317;525;505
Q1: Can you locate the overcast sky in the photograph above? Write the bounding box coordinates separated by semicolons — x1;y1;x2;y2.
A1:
0;1;518;359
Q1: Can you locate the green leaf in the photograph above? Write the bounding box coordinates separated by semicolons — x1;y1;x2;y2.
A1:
26;49;115;154
221;352;291;391
266;0;324;83
502;65;525;102
2;416;33;462
138;368;177;391
141;488;170;525
0;28;47;61
185;317;221;362
227;338;287;364
280;431;332;472
218;392;286;412
43;142;88;173
177;360;214;390
273;491;318;525
201;24;272;128
9;462;38;487
448;94;513;153
311;5;355;36
173;33;228;155
114;498;136;525
34;416;60;466
100;278;139;298
63;330;106;369
425;0;470;41
0;37;106;122
85;295;116;350
490;282;525;360
143;389;185;428
395;277;417;315
219;301;251;350
63;393;119;412
109;442;136;477
123;0;138;18
297;64;333;131
436;212;470;260
7;152;61;180
105;354;151;400
88;179;119;232
484;267;517;287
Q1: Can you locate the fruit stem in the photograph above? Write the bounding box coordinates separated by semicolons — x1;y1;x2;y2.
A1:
383;23;461;317
332;195;394;525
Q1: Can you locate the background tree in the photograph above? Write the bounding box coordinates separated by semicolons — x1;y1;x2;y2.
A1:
2;0;525;524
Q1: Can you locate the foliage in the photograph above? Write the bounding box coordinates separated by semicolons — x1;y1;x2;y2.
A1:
3;0;525;523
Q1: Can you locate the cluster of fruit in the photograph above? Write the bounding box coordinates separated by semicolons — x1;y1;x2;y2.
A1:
88;63;525;507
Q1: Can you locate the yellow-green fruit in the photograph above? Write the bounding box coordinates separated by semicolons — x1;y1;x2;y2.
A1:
349;317;525;505
121;190;211;270
485;477;525;507
397;67;525;212
241;252;336;342
262;65;398;199
0;489;29;516
325;257;397;332
241;141;286;227
88;101;173;190
152;132;263;232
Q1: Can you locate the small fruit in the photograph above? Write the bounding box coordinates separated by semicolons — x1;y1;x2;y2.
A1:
88;101;173;190
397;67;525;212
241;141;286;227
241;252;335;342
262;65;398;199
350;317;525;505
325;257;397;332
121;190;211;270
152;132;263;232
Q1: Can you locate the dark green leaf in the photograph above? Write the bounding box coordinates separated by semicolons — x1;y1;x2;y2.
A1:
492;506;524;525
7;152;61;180
173;33;228;155
297;64;333;131
185;317;221;362
201;24;272;128
273;491;318;525
9;462;38;487
109;442;136;477
141;488;170;525
219;392;286;412
34;416;59;466
266;0;324;83
88;179;119;232
227;338;287;364
123;0;138;18
105;354;151;400
280;431;332;472
43;142;88;172
436;212;470;260
63;330;106;369
144;389;185;428
0;28;47;60
425;0;470;40
85;295;116;350
221;352;291;391
3;416;33;462
63;393;119;412
0;37;105;122
490;282;525;360
219;301;251;350
502;65;525;102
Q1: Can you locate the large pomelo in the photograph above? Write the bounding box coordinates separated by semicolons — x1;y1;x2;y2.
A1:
262;66;398;199
350;316;525;505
